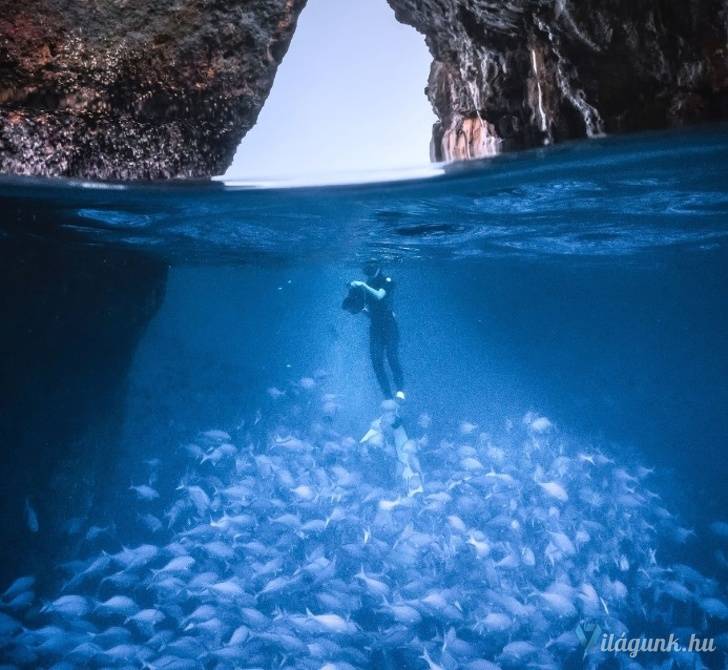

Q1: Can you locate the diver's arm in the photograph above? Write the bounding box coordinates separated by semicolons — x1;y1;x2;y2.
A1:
350;281;386;300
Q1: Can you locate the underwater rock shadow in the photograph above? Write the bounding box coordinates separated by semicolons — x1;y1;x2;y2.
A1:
0;231;168;587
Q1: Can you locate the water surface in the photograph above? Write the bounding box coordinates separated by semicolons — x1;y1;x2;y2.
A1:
1;126;727;669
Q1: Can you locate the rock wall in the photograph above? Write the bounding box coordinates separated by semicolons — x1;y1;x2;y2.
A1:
0;0;306;179
0;225;167;584
1;0;726;176
388;0;728;161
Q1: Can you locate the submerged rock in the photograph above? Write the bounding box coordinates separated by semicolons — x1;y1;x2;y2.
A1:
0;0;306;179
0;233;167;585
388;0;728;160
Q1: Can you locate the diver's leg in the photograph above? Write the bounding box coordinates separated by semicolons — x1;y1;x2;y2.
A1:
370;327;392;398
385;320;404;392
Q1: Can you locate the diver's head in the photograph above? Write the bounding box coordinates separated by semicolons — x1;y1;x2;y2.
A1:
362;259;381;279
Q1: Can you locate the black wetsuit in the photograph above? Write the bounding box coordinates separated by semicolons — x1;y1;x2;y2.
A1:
365;273;403;399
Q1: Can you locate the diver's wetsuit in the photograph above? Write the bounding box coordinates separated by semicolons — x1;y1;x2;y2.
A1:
366;273;403;399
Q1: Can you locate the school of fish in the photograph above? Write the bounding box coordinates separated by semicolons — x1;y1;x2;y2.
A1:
1;377;727;669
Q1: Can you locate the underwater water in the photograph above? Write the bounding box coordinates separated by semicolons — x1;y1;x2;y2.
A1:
1;126;727;669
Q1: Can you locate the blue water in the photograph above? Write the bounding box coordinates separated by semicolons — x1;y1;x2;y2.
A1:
0;127;727;669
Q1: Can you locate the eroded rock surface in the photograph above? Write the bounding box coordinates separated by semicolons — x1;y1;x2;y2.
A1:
388;0;728;160
0;0;306;179
1;0;726;176
0;227;168;584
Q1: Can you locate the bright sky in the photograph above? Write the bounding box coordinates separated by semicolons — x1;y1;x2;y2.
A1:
223;0;435;180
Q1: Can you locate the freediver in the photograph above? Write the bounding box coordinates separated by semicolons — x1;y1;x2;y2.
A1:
343;260;405;401
343;261;421;495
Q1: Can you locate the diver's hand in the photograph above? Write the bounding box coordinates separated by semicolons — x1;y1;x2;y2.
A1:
351;281;386;300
